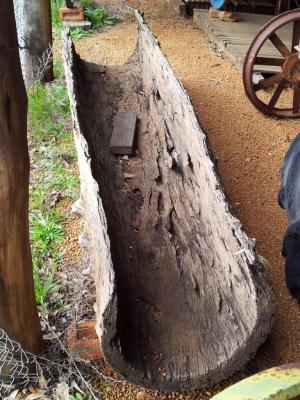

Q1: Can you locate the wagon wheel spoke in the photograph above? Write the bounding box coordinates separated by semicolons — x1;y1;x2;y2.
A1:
267;79;286;109
292;19;300;52
254;73;283;91
269;33;291;57
293;83;300;114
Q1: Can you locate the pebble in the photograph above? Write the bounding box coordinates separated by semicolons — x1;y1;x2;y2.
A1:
82;267;91;276
136;391;148;400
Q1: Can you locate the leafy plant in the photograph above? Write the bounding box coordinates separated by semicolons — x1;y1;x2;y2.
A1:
69;393;93;400
80;0;97;7
84;7;118;29
70;27;90;40
69;394;84;400
31;212;63;250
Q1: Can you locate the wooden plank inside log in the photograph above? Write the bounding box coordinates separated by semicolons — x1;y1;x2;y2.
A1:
62;13;274;391
109;111;137;155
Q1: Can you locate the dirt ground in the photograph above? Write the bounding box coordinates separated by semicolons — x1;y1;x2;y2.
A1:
71;1;300;398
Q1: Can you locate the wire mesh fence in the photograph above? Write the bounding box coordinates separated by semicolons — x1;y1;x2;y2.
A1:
0;329;52;396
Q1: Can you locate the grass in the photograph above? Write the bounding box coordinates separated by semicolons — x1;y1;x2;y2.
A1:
51;0;64;38
29;0;103;319
30;0;116;322
28;73;78;317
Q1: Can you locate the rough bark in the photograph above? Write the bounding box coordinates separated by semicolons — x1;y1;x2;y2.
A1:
13;0;25;76
22;0;53;85
62;13;275;391
0;3;42;352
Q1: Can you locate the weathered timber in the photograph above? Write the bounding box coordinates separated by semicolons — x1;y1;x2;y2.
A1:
0;2;42;352
62;13;274;391
22;0;53;85
109;111;137;155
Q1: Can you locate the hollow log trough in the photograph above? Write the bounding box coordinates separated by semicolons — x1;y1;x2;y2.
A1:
62;13;275;391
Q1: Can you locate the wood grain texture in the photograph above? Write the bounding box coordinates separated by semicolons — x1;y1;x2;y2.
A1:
193;11;283;74
22;0;53;85
109;111;137;155
62;13;274;391
0;2;42;353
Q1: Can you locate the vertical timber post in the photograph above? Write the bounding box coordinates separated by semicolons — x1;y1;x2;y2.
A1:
22;0;53;86
0;2;42;352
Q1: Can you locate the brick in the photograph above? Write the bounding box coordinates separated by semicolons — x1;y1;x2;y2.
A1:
59;7;84;22
67;320;103;361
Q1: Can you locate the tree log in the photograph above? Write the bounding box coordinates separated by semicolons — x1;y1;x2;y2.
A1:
62;13;275;391
0;3;42;352
21;0;53;85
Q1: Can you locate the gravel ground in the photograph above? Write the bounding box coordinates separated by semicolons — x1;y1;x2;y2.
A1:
71;1;300;398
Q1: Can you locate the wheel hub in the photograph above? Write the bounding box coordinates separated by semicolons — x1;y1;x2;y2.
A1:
283;53;300;83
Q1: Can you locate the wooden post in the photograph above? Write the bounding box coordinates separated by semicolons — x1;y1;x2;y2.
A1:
0;2;42;353
22;0;53;86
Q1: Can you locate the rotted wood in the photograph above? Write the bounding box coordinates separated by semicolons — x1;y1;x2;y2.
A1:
0;2;42;352
62;13;274;391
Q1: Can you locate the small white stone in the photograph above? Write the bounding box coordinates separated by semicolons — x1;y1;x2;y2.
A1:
82;267;91;276
136;391;147;400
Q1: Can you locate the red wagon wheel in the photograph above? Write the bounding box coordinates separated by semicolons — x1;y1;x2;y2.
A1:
243;9;300;118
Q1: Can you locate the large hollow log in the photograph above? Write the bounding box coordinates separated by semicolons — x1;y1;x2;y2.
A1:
0;2;42;353
62;13;275;391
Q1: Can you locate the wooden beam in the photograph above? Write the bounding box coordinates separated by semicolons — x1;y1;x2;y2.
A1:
0;2;42;352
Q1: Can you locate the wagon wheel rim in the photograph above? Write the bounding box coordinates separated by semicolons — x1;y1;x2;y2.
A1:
243;9;300;119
